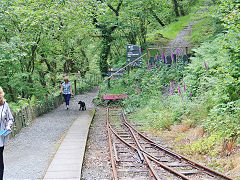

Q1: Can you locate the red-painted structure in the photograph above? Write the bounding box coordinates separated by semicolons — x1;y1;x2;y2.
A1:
103;94;128;100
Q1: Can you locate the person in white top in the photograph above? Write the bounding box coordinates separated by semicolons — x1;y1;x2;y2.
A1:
0;87;14;180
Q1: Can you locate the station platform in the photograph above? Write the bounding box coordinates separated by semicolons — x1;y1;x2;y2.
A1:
43;109;95;180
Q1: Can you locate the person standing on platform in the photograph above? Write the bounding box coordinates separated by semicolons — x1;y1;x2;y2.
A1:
60;77;73;110
0;87;14;180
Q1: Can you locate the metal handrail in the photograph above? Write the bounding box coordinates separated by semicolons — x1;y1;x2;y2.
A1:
103;53;147;82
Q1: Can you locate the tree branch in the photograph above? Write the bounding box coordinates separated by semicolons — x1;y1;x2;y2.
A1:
116;0;123;13
149;8;165;27
92;12;100;28
105;0;123;16
89;34;103;38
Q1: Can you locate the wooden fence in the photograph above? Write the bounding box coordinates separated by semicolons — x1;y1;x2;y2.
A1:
10;73;102;138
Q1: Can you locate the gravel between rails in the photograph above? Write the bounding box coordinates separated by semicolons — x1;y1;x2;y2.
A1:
81;107;112;180
3;87;98;180
81;21;200;180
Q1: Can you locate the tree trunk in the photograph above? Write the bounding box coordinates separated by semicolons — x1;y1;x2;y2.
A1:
139;16;147;51
149;8;165;26
178;0;185;16
172;0;180;17
8;82;15;102
92;0;123;77
80;48;90;77
100;37;113;77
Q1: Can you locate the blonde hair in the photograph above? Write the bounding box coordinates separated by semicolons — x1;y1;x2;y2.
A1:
63;76;69;82
0;87;6;105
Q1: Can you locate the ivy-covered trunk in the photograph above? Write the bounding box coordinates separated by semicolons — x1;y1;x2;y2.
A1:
99;37;113;77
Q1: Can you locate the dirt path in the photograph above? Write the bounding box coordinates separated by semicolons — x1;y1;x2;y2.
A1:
4;87;98;180
167;21;196;48
164;20;199;56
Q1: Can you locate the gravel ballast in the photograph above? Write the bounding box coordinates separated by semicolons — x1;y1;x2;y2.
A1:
4;87;98;180
81;107;112;180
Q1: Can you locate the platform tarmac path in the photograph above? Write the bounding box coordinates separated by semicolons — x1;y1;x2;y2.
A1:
4;87;98;180
43;109;95;180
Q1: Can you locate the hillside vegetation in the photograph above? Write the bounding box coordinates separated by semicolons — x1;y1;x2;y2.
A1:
99;0;240;176
0;0;199;108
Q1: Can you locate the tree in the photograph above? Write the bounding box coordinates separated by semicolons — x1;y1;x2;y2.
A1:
91;0;123;76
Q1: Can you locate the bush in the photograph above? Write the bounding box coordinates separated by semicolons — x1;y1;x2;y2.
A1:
98;0;240;154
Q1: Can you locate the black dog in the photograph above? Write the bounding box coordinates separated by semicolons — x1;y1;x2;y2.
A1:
78;101;86;111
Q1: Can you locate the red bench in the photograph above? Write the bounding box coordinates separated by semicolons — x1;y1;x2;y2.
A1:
103;94;128;100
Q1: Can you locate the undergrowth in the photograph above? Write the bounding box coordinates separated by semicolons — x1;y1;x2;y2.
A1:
98;0;240;162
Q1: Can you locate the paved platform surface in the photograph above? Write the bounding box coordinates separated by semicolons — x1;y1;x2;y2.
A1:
4;87;98;180
43;108;95;180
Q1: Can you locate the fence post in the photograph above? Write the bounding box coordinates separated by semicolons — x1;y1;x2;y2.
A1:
34;96;37;105
20;106;25;127
74;80;77;95
145;54;148;65
90;75;92;85
45;95;49;113
148;48;151;58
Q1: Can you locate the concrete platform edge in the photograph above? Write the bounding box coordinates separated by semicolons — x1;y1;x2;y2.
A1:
42;107;96;180
79;107;96;177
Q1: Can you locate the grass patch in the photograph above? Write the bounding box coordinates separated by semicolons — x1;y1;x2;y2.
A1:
160;15;191;40
189;18;215;44
147;15;192;44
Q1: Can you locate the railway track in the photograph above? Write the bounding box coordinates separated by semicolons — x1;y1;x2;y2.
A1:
106;107;233;180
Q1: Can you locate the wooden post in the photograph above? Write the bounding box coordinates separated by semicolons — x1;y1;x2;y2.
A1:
79;79;81;93
20;106;25;127
17;112;22;133
148;48;151;58
46;95;49;112
74;80;77;95
80;79;82;93
25;107;29;125
89;75;91;85
145;54;148;65
34;96;37;105
108;78;111;89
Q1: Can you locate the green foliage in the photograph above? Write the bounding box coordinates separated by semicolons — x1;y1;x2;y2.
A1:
183;133;222;156
204;101;240;139
0;0;203;106
99;59;188;110
159;15;191;40
190;17;224;44
131;95;189;130
182;0;240;142
2;0;239;154
0;0;100;104
184;31;240;141
99;0;240;153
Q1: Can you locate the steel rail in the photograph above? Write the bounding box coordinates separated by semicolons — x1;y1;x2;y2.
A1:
122;114;161;180
122;113;190;180
109;121;191;180
108;108;191;180
123;113;234;180
106;108;118;180
124;120;182;159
